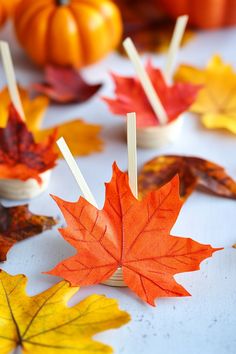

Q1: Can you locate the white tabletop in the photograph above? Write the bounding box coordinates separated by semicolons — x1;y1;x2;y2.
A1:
1;23;236;354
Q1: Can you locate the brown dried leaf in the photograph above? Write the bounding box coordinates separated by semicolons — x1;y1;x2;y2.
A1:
0;203;57;261
138;155;236;201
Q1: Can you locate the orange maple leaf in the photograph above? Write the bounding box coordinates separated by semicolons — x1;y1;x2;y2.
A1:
48;164;221;306
0;104;58;183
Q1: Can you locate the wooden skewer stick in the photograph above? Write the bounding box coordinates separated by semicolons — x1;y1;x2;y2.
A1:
0;41;25;120
123;38;168;126
164;15;189;84
127;112;138;199
57;137;98;208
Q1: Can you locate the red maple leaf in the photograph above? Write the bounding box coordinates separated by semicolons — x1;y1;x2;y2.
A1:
103;61;201;128
0;104;58;183
47;164;221;306
32;66;102;104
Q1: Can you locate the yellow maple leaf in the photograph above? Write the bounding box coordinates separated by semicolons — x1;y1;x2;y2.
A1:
0;271;130;354
175;55;236;134
34;121;103;157
0;86;103;156
0;86;48;130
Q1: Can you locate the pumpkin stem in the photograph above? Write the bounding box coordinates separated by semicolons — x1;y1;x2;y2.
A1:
56;0;70;5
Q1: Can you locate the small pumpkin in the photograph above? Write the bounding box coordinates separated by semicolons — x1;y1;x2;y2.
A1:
0;0;20;28
159;0;236;29
14;0;123;68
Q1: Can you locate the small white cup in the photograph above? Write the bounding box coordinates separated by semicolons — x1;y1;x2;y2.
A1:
136;115;183;149
102;267;127;287
0;169;51;200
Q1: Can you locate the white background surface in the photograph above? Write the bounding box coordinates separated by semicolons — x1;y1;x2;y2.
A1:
1;23;236;354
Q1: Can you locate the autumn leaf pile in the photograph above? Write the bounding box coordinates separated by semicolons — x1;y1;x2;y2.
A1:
0;25;233;354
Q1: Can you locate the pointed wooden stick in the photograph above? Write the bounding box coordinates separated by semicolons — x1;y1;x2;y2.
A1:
57;137;98;208
123;38;168;126
164;15;189;83
0;41;25;120
127;112;138;199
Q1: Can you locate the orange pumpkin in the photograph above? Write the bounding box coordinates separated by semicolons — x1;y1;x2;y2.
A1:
14;0;123;68
0;0;20;27
159;0;236;29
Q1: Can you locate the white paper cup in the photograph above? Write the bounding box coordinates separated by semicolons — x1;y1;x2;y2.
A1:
101;267;127;287
136;115;183;149
0;169;51;200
